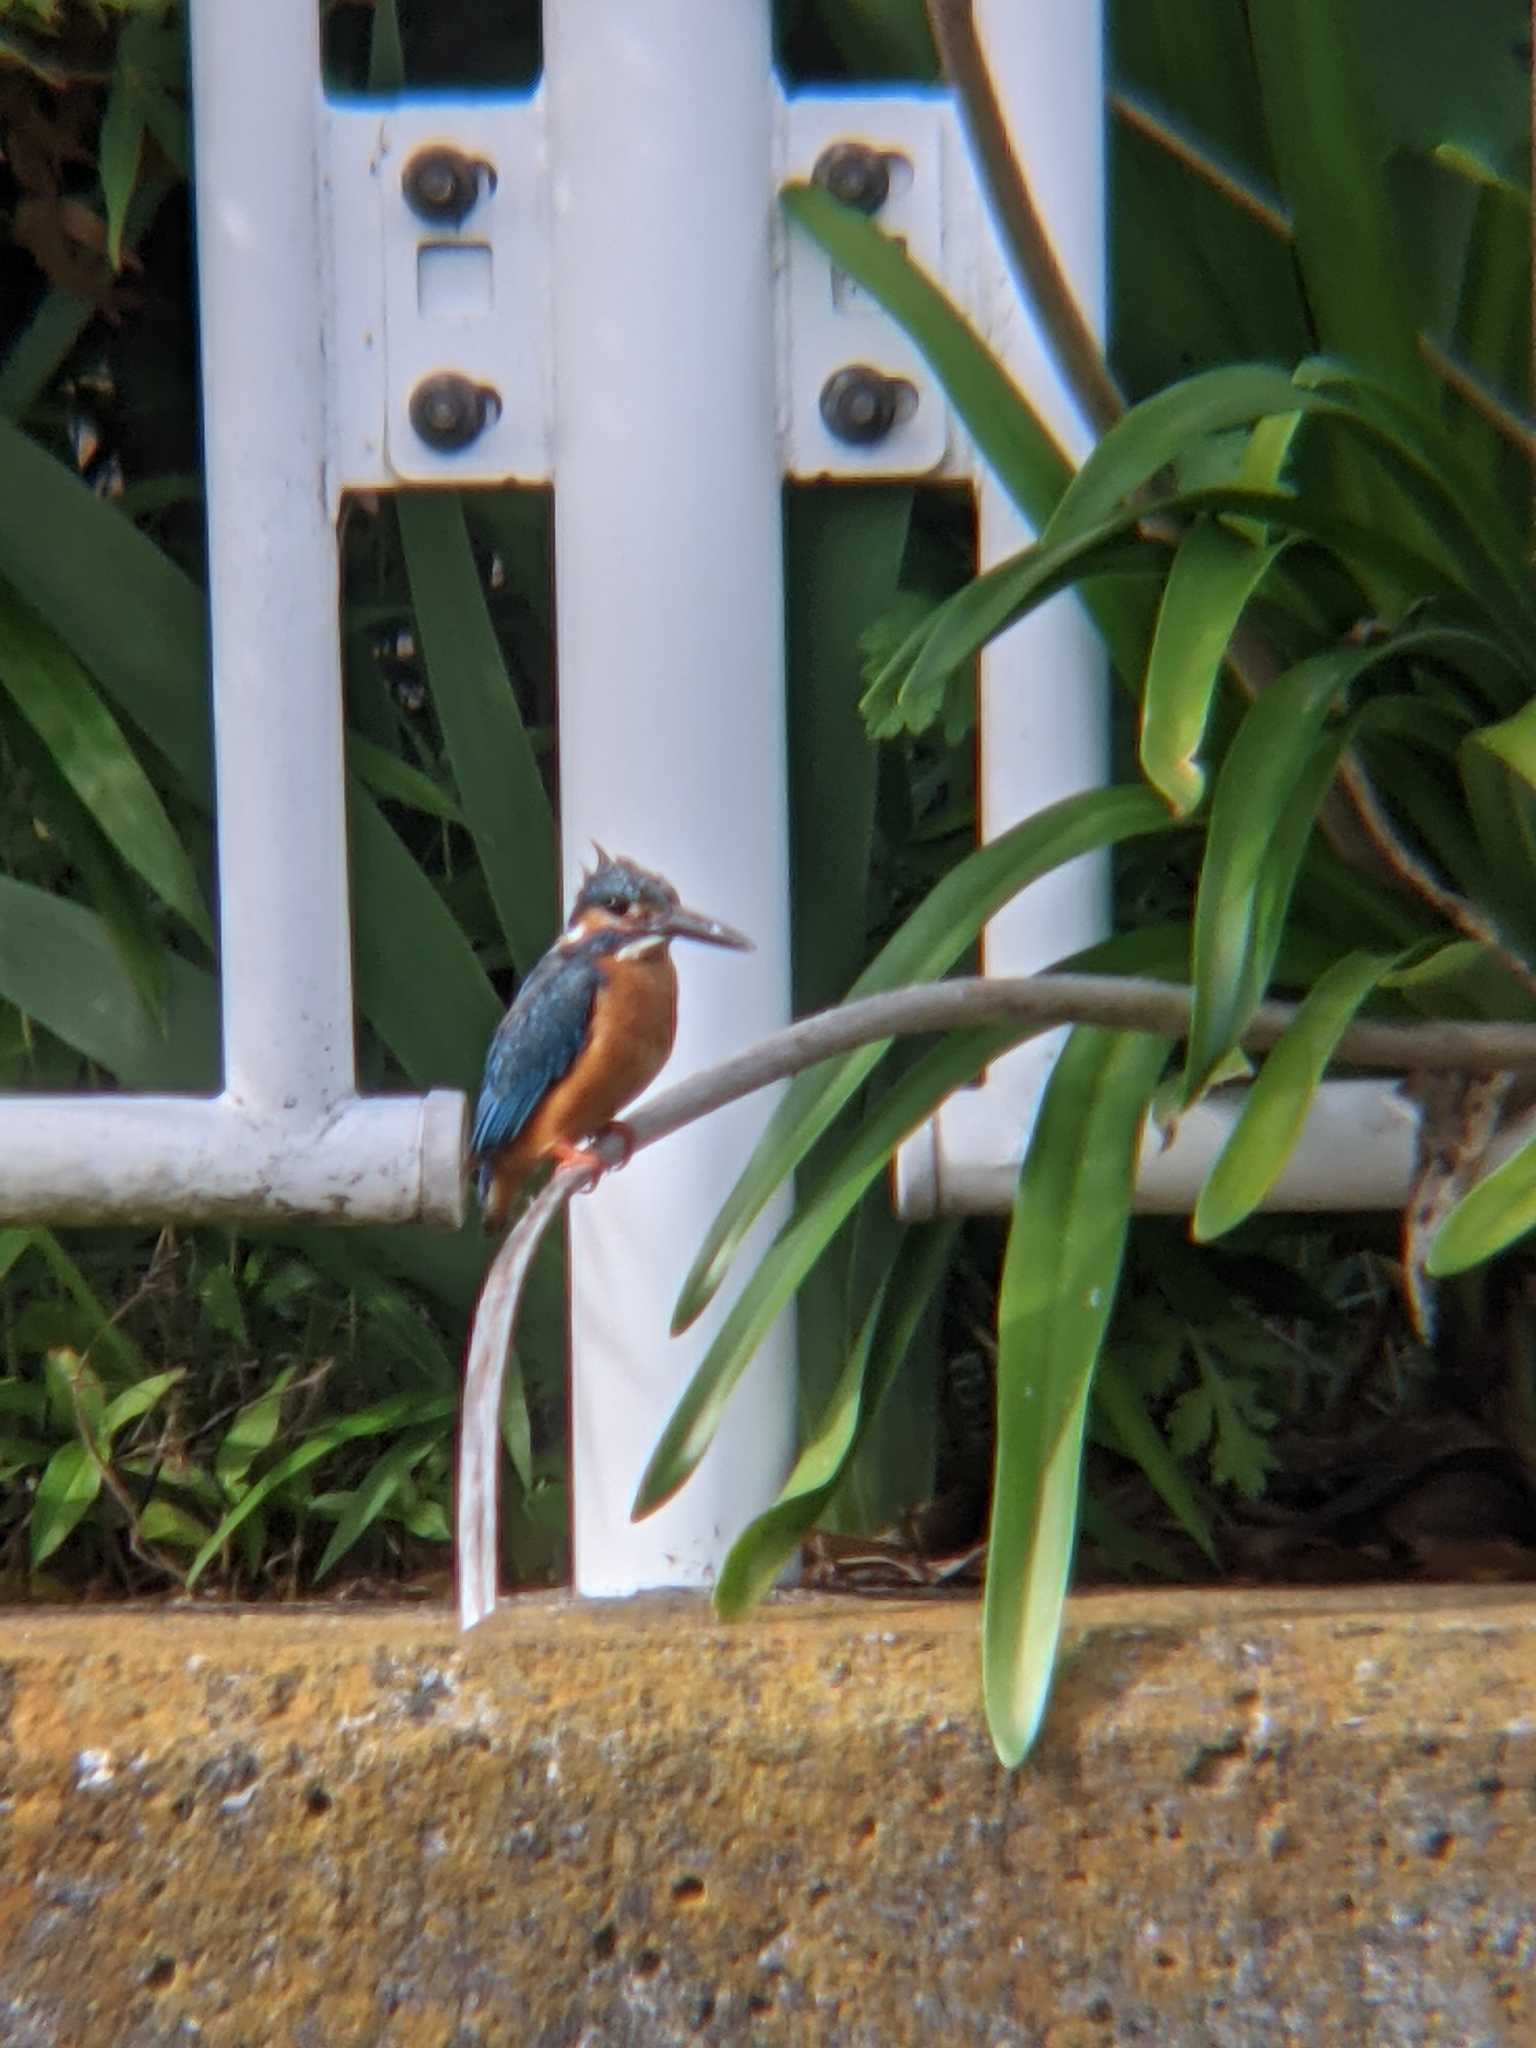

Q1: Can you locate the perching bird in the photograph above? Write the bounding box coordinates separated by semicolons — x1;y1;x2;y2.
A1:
469;852;752;1232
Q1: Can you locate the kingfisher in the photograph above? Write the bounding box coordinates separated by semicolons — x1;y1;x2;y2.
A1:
469;851;753;1232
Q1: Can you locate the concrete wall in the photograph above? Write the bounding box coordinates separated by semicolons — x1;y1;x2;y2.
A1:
3;1586;1534;2043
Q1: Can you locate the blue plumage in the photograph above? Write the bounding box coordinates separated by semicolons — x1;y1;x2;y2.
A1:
469;943;602;1195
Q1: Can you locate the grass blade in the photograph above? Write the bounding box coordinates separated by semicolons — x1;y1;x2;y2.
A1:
984;1027;1171;1766
186;1392;455;1586
314;1428;441;1582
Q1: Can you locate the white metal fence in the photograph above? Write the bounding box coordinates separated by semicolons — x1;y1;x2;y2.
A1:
4;0;1415;1598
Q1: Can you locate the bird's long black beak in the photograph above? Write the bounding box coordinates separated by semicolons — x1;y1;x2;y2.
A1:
658;903;754;950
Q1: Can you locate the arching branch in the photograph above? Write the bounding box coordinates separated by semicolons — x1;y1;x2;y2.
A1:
457;968;1536;1627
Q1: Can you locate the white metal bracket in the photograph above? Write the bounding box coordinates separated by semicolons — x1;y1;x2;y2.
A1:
322;87;981;501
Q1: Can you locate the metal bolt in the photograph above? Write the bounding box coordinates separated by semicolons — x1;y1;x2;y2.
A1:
811;141;891;214
819;365;903;446
409;374;498;452
402;148;486;227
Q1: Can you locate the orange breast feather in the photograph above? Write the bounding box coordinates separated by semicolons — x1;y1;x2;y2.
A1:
483;947;678;1226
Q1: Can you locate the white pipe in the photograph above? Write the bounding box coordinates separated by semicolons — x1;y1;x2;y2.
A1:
896;0;1109;1217
546;0;796;1594
899;1078;1420;1218
0;1095;466;1228
190;0;354;1118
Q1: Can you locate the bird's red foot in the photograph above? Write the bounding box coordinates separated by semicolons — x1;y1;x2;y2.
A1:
549;1140;605;1190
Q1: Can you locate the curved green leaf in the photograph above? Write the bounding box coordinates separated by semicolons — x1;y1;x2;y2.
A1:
1193;948;1399;1240
639;1025;1020;1519
1043;363;1316;544
713;1221;956;1617
984;1027;1171;1767
348;730;466;824
1186;627;1482;1101
781;181;1073;527
1428;1132;1536;1278
1139;519;1289;814
673;784;1173;1331
1185;652;1353;1099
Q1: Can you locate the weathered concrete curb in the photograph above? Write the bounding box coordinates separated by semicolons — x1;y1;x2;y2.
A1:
2;1584;1534;2045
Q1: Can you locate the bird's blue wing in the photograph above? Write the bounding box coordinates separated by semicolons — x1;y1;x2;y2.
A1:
469;950;598;1163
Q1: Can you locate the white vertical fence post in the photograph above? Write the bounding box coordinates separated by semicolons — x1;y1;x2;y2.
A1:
895;0;1111;1216
545;0;797;1593
189;0;355;1120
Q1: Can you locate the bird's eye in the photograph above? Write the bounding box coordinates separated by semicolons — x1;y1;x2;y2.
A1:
608;897;632;917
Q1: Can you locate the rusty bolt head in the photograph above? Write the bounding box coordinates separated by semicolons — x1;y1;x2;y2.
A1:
402;148;486;227
820;364;902;446
811;142;892;214
409;374;498;452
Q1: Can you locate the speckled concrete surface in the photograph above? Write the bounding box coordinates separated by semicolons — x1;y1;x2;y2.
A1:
1;1585;1534;2045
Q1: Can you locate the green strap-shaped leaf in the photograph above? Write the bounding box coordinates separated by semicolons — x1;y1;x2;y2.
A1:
398;493;558;975
673;784;1173;1331
1458;743;1536;966
0;874;217;1090
713;1221;957;1618
867;513;1152;737
0;417;210;797
1247;2;1433;405
1193;948;1400;1241
637;1024;1023;1519
1139;518;1289;814
984;1027;1171;1767
1186;626;1488;1102
1043;363;1316;544
779;184;1156;686
1428;1135;1536;1280
348;730;466;824
781;182;1073;528
1294;359;1536;651
0;585;211;940
1185;653;1353;1100
348;779;502;1091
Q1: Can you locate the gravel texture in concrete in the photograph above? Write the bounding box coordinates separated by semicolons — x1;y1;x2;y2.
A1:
2;1584;1535;2045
